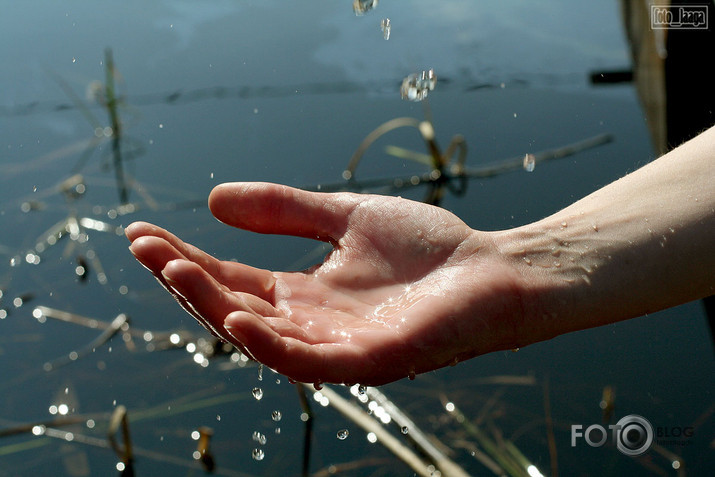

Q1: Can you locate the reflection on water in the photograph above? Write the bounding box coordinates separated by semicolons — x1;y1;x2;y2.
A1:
0;1;713;476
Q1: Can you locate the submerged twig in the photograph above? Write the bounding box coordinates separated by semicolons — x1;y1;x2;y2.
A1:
543;377;558;477
42;313;129;371
364;386;470;477
309;384;470;477
305;384;434;477
441;395;535;477
295;384;314;477
107;405;133;469
306;133;613;199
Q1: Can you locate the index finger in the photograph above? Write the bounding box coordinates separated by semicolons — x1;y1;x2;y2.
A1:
208;182;360;242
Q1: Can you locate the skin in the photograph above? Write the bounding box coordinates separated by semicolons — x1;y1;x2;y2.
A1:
126;125;715;386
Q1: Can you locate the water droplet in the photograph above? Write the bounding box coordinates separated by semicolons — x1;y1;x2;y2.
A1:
313;382;323;390
523;153;535;172
400;69;437;102
358;385;367;395
353;0;377;15
401;426;409;435
252;387;263;400
251;448;265;461
337;429;349;440
380;18;391;40
252;431;267;445
271;410;282;422
257;363;263;381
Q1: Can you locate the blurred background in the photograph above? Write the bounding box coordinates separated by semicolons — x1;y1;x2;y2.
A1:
1;1;712;476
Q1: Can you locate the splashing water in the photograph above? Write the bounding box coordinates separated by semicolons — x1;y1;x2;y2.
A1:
353;0;378;15
400;69;437;102
523;153;536;172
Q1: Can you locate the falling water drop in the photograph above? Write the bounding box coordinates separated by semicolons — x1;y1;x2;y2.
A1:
400;69;437;102
353;0;378;15
251;448;265;461
358;385;367;395
252;431;267;445
252;387;263;401
401;426;409;435
337;429;349;440
271;410;282;422
257;363;263;381
523;153;536;172
380;18;391;40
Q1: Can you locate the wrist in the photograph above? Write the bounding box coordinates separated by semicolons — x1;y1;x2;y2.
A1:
489;213;614;348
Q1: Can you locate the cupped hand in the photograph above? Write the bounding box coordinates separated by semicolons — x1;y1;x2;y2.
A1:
126;183;525;385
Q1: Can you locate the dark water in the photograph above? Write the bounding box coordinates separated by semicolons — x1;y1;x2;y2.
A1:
1;1;712;476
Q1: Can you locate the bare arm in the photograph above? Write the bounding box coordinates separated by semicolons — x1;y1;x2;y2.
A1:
126;126;714;385
495;124;715;346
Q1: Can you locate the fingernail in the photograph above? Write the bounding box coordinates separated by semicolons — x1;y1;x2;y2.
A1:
161;269;178;287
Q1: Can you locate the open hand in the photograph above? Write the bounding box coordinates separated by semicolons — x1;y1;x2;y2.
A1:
126;183;524;385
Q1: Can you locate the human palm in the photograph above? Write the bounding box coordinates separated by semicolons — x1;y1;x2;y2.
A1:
126;183;523;385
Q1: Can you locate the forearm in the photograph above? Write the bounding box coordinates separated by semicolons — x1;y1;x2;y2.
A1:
494;125;715;345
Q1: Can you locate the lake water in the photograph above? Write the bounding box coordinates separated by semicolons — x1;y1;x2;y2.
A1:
1;1;712;476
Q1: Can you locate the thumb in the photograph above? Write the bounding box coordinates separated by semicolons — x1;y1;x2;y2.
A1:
208;182;358;241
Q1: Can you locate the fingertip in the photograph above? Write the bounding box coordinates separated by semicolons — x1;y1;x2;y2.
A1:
127;235;169;261
124;221;168;242
124;221;147;241
208;182;247;210
161;257;191;277
223;312;248;341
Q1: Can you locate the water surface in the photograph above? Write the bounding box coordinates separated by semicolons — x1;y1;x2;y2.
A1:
1;1;712;476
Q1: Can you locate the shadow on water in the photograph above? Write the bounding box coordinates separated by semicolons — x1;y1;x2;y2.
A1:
1;2;713;476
